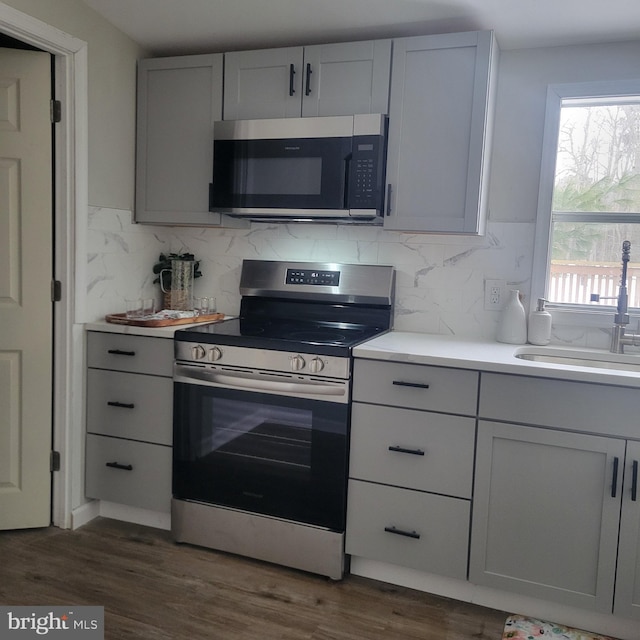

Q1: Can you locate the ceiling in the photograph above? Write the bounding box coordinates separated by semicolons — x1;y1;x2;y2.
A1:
81;0;640;56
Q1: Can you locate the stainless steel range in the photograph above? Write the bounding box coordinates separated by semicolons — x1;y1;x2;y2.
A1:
171;260;394;579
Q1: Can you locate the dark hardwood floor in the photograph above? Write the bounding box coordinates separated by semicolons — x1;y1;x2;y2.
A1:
0;517;509;639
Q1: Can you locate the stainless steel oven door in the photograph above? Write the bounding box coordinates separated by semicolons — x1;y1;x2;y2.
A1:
173;362;350;532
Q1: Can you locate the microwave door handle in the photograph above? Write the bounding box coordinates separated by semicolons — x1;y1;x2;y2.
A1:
343;152;353;209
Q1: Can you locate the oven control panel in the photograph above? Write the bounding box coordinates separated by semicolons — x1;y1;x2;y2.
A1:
286;269;340;286
175;341;350;379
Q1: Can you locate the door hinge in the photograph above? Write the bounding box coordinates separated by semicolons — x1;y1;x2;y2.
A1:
50;99;62;123
51;280;62;302
50;451;61;472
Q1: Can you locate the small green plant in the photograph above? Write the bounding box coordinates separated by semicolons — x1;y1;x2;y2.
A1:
152;252;202;288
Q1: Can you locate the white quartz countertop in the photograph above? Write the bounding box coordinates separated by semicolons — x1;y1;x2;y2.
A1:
85;316;233;338
353;332;640;389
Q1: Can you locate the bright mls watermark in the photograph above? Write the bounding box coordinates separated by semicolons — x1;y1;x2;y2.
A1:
0;607;103;639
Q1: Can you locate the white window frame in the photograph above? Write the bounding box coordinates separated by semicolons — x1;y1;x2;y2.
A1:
531;78;640;328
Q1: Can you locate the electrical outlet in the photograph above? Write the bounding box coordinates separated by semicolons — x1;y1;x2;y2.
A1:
484;279;506;310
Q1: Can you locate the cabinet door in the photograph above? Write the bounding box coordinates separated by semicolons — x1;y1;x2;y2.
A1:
223;47;304;120
301;40;391;117
615;440;640;620
384;31;497;233
135;54;224;225
470;421;624;613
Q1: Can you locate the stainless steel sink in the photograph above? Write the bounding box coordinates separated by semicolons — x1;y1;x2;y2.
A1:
514;347;640;372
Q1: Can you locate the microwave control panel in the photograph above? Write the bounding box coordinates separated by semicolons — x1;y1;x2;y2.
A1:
349;135;385;212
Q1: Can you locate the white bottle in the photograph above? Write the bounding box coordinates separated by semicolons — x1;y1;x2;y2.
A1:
528;298;552;345
496;289;527;344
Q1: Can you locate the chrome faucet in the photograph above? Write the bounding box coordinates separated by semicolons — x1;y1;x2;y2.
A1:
591;240;640;353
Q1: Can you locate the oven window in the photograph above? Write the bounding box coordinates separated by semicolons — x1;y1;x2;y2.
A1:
173;383;349;531
198;399;313;476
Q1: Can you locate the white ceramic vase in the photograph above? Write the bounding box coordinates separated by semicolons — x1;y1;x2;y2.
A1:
496;289;527;344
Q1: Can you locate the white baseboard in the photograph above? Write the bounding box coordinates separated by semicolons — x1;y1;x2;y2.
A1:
70;499;170;531
98;501;171;530
70;500;100;529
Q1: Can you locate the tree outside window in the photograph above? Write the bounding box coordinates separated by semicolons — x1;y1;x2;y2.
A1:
549;97;640;307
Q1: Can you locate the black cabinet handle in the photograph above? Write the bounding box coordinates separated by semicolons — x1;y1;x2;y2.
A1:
384;526;420;540
305;63;312;96
107;401;135;409
385;184;392;216
107;349;135;357
632;460;638;502
612;456;620;498
388;445;425;456
392;380;430;389
289;63;296;96
105;462;133;471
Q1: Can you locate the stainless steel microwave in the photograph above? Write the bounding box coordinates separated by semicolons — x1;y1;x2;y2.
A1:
209;114;387;222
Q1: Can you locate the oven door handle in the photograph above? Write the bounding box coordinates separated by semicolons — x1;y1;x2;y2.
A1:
174;365;347;398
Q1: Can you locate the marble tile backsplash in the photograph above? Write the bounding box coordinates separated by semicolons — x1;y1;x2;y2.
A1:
86;205;537;340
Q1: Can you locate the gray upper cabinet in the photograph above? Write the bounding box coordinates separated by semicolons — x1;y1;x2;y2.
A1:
384;31;498;233
135;54;225;225
223;40;391;120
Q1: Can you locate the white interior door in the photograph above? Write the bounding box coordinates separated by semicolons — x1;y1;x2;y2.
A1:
0;47;52;529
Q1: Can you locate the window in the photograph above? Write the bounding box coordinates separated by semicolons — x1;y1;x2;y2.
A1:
533;81;640;318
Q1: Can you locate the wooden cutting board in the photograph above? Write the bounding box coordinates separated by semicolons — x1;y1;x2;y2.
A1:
105;312;225;327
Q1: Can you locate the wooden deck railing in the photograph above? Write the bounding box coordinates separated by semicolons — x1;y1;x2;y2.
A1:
549;263;640;306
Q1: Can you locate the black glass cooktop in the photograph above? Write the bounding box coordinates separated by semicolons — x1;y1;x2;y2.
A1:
175;298;391;356
175;316;387;356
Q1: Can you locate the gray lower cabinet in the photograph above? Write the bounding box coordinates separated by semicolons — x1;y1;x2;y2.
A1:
85;332;173;513
223;40;392;120
472;371;640;618
615;440;640;620
346;359;477;579
470;420;624;613
384;30;498;233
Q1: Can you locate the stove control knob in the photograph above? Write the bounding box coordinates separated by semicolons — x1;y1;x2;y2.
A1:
191;345;206;360
290;355;306;371
309;357;325;373
208;346;223;362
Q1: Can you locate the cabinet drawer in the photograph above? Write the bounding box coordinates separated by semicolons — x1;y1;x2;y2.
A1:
346;479;470;579
350;403;474;497
86;369;172;445
479;372;640;437
87;332;173;376
85;434;171;512
353;359;478;415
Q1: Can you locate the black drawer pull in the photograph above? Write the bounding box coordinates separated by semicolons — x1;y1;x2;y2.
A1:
107;401;135;409
632;460;638;502
105;462;133;471
384;526;420;540
107;349;136;357
388;445;425;456
612;456;620;498
392;380;430;389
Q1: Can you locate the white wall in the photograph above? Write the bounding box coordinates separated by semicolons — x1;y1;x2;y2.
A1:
1;0;146;210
